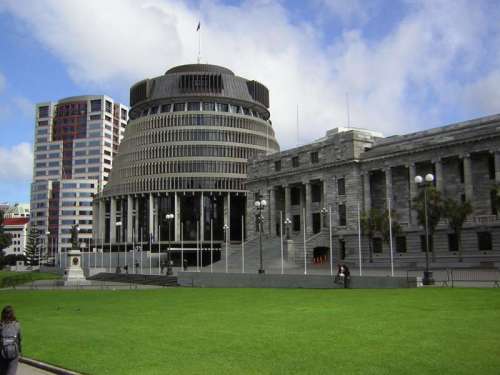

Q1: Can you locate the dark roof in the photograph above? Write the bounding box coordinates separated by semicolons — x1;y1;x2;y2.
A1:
165;64;234;76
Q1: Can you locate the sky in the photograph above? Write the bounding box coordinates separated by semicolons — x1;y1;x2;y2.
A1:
0;0;499;204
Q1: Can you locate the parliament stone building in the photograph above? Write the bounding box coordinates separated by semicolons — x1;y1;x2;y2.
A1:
246;115;500;265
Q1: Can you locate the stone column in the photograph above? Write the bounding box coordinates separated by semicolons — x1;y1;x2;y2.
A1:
174;193;180;242
385;167;393;211
305;181;312;236
495;151;500;184
463;154;473;203
269;187;276;236
98;199;106;244
434;158;443;193
148;193;154;241
408;163;417;225
363;172;371;213
110;197;116;243
127;195;133;243
284;185;291;222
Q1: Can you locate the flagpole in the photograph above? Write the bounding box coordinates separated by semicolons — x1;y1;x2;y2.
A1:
140;227;143;274
132;228;135;274
241;215;244;273
197;21;201;63
357;201;363;276
109;235;112;273
210;219;213;273
149;231;152;275
388;197;394;277
329;205;333;276
280;210;283;275
303;207;307;275
158;224;161;275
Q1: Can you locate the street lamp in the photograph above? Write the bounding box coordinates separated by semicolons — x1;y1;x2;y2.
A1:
284;218;292;240
254;197;267;274
115;221;122;273
165;213;174;276
223;224;229;273
415;173;435;285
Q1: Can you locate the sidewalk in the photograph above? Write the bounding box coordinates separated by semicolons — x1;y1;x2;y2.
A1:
19;362;54;375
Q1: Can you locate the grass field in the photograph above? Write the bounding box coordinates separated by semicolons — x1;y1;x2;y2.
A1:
0;271;60;288
0;288;498;375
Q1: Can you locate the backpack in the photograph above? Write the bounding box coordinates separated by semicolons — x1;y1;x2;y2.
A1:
0;323;19;360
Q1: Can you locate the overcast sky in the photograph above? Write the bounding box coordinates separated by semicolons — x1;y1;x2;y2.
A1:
1;0;500;203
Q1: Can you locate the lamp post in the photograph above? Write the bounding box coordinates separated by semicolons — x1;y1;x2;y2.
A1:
45;231;50;265
115;221;122;273
254;197;267;274
165;213;174;276
284;218;292;240
223;224;229;273
320;207;328;228
414;173;435;285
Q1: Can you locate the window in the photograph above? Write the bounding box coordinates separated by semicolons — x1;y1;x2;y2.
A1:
38;106;49;118
292;215;301;231
311;151;319;163
75;150;86;157
62;192;77;198
160;104;171;113
203;102;216;111
312;213;321;234
121;108;127;120
477;232;492;251
80;183;94;189
420;235;434;252
448;233;458;252
48;161;59;167
373;238;383;253
396;236;407;253
88;167;100;173
292;156;299;168
90;99;101;112
105;100;112;113
187;102;200;111
338;204;346;226
337;178;346;196
275;160;281;172
63;183;77;189
75;168;86;173
230;104;240;113
490;190;498;215
173;103;185;112
75;142;87;148
75;159;86;165
217;103;229;112
311;184;321;202
291;187;301;206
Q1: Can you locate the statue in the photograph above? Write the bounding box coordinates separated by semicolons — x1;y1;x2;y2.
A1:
71;224;79;250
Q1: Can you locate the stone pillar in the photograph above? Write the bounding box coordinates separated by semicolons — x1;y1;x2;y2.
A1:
463;154;473;203
305;181;312;236
174;193;180;242
98;199;106;244
330;176;337;226
269;187;276;236
363;172;371;213
495;151;500;184
408;163;417;225
385;167;393;210
284;185;291;222
110;197;116;243
148;193;154;241
434;159;443;193
127;195;133;243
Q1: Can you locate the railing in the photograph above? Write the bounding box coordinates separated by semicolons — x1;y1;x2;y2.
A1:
406;267;500;287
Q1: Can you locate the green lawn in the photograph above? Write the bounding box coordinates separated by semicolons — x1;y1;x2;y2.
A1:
0;288;499;375
0;271;60;288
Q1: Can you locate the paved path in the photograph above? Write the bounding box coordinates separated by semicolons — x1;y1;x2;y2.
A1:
18;362;54;375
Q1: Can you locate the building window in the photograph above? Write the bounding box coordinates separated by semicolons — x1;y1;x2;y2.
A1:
373;238;383;253
490;189;498;215
187;102;201;111
160;104;171;113
292;215;300;231
338;204;346;226
337;178;346;196
217;103;229;112
105;100;112;113
396;236;407;253
121;108;127;120
275;160;281;172
203;102;216;111
448;233;458;252
38;106;49;118
312;213;321;234
488;153;495;180
292;156;299;168
291;187;301;206
90;99;101;112
420;235;434;252
173;103;185;112
310;151;319;164
477;232;492;251
311;184;321;202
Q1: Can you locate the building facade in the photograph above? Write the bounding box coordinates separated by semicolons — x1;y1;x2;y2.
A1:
247;115;500;265
94;64;279;263
2;217;29;256
30;95;128;258
3;203;30;219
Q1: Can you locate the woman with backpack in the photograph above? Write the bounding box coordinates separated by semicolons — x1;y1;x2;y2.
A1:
0;305;21;375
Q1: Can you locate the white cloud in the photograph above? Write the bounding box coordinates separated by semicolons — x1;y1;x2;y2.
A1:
12;96;34;118
2;0;499;148
0;143;33;181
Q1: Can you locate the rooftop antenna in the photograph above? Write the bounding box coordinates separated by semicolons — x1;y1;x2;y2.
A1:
346;92;351;128
196;21;201;63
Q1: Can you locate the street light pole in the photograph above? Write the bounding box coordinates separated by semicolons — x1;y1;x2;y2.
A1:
415;174;435;285
165;213;174;276
254;196;267;274
115;221;122;273
223;224;229;273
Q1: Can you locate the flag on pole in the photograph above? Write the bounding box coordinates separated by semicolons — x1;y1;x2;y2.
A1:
196;22;201;31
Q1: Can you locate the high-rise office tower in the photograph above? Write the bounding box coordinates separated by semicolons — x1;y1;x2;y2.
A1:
30;95;128;259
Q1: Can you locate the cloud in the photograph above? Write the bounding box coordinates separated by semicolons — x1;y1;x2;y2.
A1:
12;96;34;118
2;0;500;148
0;142;33;181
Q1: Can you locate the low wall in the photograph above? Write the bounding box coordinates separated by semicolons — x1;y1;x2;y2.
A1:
177;272;416;289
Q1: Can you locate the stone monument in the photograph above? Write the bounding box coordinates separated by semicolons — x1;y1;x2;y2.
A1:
64;224;91;286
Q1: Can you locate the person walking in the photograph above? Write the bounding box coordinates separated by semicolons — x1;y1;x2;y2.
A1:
0;305;21;375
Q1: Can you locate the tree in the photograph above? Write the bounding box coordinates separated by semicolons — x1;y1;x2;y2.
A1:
360;209;383;263
24;225;41;267
0;211;12;253
442;198;472;262
412;186;443;261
